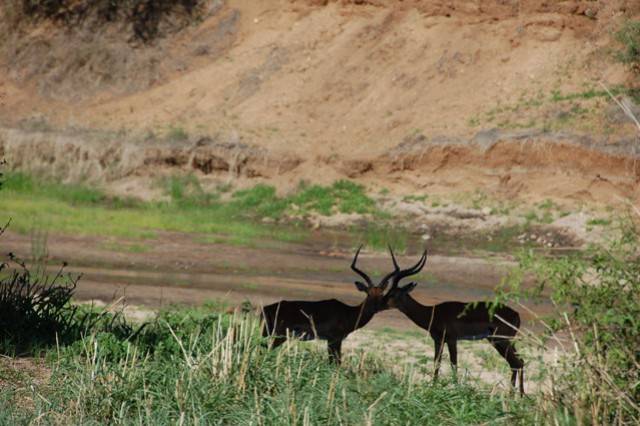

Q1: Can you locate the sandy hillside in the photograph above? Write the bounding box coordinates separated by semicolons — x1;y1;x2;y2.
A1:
0;0;639;206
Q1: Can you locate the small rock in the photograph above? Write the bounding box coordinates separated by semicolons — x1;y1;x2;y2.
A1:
421;234;431;241
481;207;491;215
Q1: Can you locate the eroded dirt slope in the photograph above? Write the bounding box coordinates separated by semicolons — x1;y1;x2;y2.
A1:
0;0;639;206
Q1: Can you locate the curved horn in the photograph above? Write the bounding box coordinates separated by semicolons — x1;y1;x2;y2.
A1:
377;245;400;290
389;249;428;289
351;245;373;287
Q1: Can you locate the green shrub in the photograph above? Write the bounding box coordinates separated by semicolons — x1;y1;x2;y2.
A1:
0;253;142;355
230;184;288;218
161;174;218;207
291;180;376;216
0;258;78;355
501;217;640;423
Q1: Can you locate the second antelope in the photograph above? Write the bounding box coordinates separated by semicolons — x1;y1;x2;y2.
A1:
261;246;390;364
381;248;525;395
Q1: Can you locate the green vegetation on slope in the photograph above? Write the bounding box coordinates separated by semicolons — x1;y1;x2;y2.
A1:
0;172;407;250
0;172;300;242
161;175;378;218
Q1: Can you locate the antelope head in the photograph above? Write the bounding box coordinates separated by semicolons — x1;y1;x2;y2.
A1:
380;247;427;309
350;245;400;311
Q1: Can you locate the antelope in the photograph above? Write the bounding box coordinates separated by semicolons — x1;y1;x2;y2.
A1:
261;246;391;364
381;248;525;395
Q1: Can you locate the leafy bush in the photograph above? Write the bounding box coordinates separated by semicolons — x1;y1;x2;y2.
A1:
292;180;376;215
615;20;640;74
161;174;219;207
0;231;142;355
230;184;288;218
502;217;640;423
0;257;80;354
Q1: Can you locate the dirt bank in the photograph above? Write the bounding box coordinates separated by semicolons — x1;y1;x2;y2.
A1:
1;1;639;208
1;126;638;207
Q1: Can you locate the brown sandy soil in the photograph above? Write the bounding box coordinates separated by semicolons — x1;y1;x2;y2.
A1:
0;356;50;390
1;228;555;332
0;0;639;207
342;327;560;393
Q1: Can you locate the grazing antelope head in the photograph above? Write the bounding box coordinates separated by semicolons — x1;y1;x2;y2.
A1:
380;247;427;310
350;245;399;312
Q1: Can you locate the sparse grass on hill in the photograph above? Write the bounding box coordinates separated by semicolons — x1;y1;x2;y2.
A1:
615;20;640;74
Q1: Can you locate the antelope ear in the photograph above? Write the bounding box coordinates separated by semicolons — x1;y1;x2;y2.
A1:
354;281;369;292
401;282;417;293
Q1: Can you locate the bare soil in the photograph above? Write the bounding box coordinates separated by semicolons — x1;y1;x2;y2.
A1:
0;0;639;208
1;228;555;332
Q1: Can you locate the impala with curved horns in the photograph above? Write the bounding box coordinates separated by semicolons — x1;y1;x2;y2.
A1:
381;248;525;395
261;246;393;363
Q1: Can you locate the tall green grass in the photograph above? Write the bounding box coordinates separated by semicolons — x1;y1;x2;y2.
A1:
0;307;534;424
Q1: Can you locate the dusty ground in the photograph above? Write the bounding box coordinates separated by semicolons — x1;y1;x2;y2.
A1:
1;228;555;331
0;0;639;208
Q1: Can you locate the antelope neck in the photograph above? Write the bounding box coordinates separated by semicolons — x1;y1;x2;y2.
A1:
396;295;434;329
350;299;377;331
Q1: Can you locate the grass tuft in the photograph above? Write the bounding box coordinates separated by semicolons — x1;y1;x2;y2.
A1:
0;304;535;424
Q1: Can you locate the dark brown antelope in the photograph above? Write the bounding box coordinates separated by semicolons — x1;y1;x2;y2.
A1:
381;248;525;395
261;246;392;363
